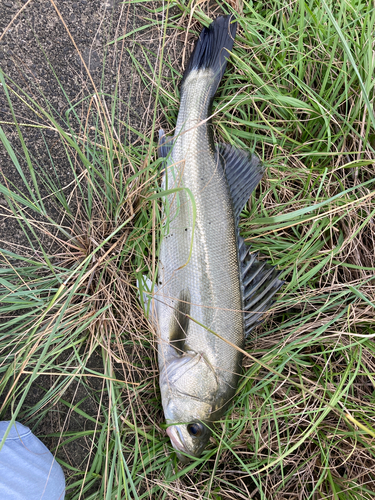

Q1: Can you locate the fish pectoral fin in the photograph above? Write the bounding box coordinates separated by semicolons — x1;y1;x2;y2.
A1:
216;143;264;221
169;288;191;354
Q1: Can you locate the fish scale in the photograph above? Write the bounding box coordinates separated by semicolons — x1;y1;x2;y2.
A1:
141;15;284;461
159;74;244;378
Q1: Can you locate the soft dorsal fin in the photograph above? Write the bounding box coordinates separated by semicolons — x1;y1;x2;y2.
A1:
216;143;283;336
169;288;191;354
216;143;264;221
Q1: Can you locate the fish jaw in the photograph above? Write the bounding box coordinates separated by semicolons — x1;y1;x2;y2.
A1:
166;426;191;463
166;422;212;462
166;426;184;451
160;355;215;460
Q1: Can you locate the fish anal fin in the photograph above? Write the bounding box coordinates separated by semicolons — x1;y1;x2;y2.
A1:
169;288;191;354
158;128;173;159
217;143;264;221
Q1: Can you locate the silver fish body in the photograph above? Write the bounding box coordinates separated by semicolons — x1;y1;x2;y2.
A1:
149;16;283;460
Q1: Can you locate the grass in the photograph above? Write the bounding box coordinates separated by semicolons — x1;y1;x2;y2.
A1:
1;0;375;498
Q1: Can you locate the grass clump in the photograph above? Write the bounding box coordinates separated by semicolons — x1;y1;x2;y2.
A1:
1;0;375;499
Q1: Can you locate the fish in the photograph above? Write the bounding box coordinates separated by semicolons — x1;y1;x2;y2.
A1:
142;15;283;462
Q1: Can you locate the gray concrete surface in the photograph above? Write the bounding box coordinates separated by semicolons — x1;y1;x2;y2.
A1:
0;0;167;486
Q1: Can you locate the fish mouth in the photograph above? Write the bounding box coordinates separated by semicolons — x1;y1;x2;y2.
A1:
166;426;185;452
166;426;191;463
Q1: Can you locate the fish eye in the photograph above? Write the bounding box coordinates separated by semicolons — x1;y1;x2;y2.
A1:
187;423;204;437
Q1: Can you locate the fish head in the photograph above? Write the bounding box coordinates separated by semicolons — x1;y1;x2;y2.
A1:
160;351;218;461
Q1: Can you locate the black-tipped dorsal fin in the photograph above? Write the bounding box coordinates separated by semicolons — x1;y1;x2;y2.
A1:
216;143;264;221
169;289;191;354
237;236;284;338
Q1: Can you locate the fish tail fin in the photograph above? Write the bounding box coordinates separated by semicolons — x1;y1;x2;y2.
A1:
181;15;237;96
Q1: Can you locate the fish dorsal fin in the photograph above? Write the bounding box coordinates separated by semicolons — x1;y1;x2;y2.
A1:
216;143;264;221
237;236;284;338
169;288;191;354
216;143;284;336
